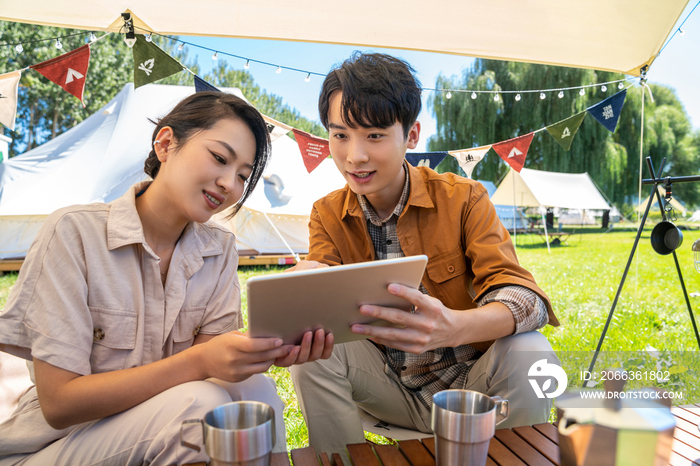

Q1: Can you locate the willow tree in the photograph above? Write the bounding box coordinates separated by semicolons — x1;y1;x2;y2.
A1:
428;59;700;207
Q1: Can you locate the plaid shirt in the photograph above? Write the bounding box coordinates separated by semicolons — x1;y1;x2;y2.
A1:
356;162;548;408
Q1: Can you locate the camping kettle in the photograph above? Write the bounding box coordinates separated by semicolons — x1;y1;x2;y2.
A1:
555;369;676;466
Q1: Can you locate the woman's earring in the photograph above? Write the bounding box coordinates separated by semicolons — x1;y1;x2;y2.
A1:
153;140;160;146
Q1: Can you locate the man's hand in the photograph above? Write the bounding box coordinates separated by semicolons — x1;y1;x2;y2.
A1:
349;284;516;354
350;284;459;354
274;329;334;367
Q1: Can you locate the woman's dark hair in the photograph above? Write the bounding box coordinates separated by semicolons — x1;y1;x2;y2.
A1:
144;91;271;217
318;52;422;139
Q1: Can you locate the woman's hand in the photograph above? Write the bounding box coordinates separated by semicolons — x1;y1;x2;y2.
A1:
285;260;329;273
196;331;292;382
273;329;334;367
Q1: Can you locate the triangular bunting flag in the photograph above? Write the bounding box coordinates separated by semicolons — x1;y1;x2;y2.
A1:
0;71;21;130
132;36;184;89
264;115;293;142
30;45;90;106
405;152;447;170
194;75;220;93
587;89;627;133
491;133;534;172
292;129;330;173
545;111;586;151
448;146;491;178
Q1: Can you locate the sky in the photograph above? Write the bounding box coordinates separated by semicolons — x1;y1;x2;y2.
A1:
185;2;700;153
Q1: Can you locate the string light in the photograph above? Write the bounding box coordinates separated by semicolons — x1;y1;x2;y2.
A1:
178;42;184;51
515;94;521;101
89;32;97;43
305;73;311;82
471;92;477;100
445;91;452;99
276;66;282;74
679;28;685;36
618;82;624;89
244;60;250;69
15;44;23;53
558;91;564;98
579;88;586;96
55;38;62;50
540;92;546;100
145;33;152;42
601;85;607;92
493;94;499;102
212;52;218;60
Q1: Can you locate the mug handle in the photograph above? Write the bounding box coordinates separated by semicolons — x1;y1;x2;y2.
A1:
491;396;509;426
180;418;203;452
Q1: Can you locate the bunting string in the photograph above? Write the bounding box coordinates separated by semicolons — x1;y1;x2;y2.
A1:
0;27;650;177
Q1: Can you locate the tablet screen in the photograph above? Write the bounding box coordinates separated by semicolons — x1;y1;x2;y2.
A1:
247;255;428;345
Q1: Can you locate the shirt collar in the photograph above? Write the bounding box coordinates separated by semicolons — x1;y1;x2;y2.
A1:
343;160;434;220
106;181;224;259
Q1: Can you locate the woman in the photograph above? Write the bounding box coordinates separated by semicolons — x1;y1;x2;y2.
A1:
0;91;332;465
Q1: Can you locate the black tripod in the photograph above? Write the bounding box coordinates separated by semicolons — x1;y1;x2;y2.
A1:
584;156;700;384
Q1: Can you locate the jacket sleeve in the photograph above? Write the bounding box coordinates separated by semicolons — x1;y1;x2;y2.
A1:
462;190;558;326
306;205;343;266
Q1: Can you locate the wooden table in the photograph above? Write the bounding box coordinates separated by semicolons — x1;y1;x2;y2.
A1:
271;404;700;466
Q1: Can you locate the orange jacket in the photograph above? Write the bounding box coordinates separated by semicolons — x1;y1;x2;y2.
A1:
306;164;558;352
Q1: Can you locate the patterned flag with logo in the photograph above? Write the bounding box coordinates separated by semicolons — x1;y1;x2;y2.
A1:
30;45;90;106
491;133;534;173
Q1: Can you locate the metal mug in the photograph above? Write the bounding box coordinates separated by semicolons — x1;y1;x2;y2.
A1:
431;389;509;466
180;401;275;466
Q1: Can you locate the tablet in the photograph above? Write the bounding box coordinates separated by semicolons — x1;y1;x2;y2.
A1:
247;255;428;345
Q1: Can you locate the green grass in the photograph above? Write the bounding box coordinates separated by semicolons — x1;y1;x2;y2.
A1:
2;227;700;450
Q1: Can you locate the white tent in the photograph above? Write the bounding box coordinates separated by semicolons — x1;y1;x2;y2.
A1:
0;1;689;76
490;168;611;211
490;167;611;251
635;186;687;216
0;83;345;259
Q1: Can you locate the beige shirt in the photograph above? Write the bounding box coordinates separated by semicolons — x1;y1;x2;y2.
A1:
0;181;241;456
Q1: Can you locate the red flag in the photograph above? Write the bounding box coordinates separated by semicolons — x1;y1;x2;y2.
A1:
293;129;330;173
31;45;90;106
491;132;534;172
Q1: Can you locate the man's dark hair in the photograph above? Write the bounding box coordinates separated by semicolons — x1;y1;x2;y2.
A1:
319;52;422;139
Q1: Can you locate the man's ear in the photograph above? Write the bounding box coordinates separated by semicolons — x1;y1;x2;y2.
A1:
154;127;175;162
406;121;421;150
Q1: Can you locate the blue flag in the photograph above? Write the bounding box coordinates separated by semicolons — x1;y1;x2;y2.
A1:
587;89;627;133
405;152;448;170
194;75;220;93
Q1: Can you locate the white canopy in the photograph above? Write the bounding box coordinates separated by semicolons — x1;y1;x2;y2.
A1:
490;167;611;210
0;0;689;76
0;83;345;259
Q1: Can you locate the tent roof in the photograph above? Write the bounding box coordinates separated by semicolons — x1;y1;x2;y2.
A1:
1;1;689;76
490;167;611;210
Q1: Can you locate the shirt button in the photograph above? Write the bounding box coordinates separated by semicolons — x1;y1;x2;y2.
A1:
193;325;201;337
447;265;455;273
386;240;392;245
401;366;407;371
93;327;105;341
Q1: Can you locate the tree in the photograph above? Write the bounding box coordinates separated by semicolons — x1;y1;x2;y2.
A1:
1;22;326;159
0;22;133;155
205;61;326;138
428;59;700;207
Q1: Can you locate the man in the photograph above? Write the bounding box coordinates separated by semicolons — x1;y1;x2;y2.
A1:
289;52;559;460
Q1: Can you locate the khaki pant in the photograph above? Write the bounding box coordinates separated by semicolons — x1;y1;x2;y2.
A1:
0;374;286;466
290;331;556;463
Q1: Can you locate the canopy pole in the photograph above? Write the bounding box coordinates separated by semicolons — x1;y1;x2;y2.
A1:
541;210;551;254
262;212;301;263
512;169;517;249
